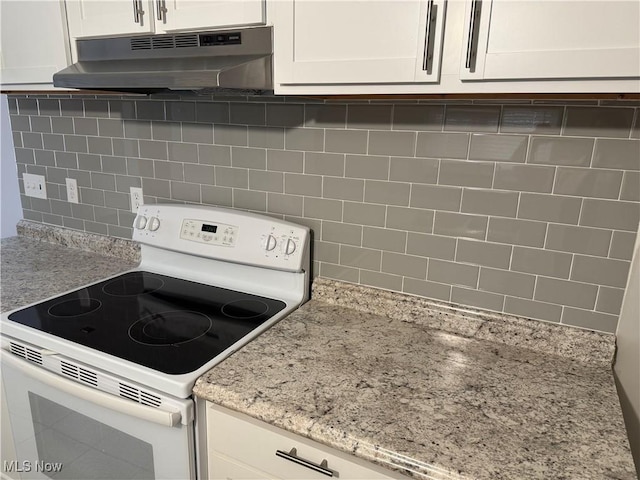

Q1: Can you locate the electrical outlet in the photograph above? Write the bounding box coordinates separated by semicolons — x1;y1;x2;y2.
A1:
23;173;47;199
130;187;144;213
65;178;79;204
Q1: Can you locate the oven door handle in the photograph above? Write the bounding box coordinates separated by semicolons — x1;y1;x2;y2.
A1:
1;351;182;427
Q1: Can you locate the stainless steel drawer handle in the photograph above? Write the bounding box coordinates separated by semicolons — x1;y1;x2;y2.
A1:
275;448;334;477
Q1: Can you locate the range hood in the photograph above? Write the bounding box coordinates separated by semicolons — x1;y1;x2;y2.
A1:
53;26;272;94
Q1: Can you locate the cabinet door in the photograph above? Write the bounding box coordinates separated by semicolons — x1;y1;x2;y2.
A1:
461;0;640;80
274;0;446;85
0;1;70;86
160;0;264;31
66;0;155;39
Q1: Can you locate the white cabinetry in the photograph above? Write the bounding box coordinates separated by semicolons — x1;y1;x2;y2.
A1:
273;0;446;85
205;403;406;480
461;0;640;81
66;0;264;40
65;0;156;38
272;0;640;94
0;1;70;89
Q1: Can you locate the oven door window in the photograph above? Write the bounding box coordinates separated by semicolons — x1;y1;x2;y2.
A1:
27;392;155;479
2;358;194;480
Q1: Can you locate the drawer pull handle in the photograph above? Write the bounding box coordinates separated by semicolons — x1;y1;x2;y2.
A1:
275;448;334;477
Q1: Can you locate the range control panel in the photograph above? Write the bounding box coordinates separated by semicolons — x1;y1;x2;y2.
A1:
180;219;237;247
132;204;310;272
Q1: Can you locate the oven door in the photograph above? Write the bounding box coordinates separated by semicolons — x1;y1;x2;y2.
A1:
1;352;195;480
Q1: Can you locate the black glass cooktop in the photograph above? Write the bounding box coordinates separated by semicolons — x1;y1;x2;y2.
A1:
8;272;286;374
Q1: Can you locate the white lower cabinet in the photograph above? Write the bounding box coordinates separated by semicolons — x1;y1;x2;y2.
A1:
205;403;405;480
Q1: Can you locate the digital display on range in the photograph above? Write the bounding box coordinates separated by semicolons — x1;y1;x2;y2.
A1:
201;224;217;233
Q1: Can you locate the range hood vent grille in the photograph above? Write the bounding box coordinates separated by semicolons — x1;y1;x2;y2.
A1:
131;33;199;51
152;36;176;49
131;37;152;50
175;34;199;48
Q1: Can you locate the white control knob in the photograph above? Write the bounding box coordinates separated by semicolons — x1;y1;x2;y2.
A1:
281;238;296;255
262;234;277;251
148;217;160;232
134;215;148;230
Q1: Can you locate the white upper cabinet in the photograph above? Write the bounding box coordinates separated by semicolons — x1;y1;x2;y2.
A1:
273;0;446;85
272;0;640;94
66;0;265;40
461;0;640;81
66;0;156;38
0;1;70;88
162;0;264;31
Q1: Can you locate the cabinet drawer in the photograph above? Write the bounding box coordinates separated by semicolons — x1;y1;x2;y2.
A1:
207;404;403;480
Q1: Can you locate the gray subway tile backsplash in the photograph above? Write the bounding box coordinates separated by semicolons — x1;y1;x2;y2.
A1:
535;277;598;310
451;286;504;312
347;105;392;130
621;171;640;202
564;107;634;138
460;189;519;218
561;307;618;334
403;277;451;301
416;131;469;159
468;134;528;163
392;105;444;131
493;163;555;193
553;167;623;199
478;267;536;299
439;159;494;188
503;296;562;323
9;95;639;335
510;246;572;279
500;106;563;135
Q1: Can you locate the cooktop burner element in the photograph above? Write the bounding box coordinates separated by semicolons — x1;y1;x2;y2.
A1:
221;299;270;319
48;298;102;317
8;271;286;374
130;310;213;346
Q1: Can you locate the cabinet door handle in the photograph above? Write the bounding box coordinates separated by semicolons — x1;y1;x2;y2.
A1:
133;0;145;25
156;0;167;22
422;0;437;73
275;448;334;477
133;0;140;23
464;0;482;71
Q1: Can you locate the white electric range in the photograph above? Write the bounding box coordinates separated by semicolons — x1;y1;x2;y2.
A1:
0;204;310;480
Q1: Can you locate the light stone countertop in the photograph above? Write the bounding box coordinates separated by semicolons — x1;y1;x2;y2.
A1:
1;234;137;313
195;278;637;480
